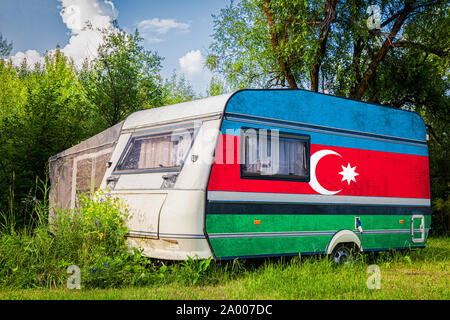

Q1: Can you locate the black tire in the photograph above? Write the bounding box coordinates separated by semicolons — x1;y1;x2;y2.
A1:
331;243;355;265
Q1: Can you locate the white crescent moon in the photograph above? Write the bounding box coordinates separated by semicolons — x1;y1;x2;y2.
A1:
309;150;342;195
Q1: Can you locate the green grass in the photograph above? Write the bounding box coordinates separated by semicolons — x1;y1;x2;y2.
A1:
1;186;447;299
1;237;448;300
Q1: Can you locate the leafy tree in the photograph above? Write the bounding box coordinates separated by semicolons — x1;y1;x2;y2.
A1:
81;27;165;129
207;0;448;99
0;60;27;215
0;49;91;224
162;72;197;104
0;24;168;226
207;0;449;234
0;33;13;58
206;75;233;96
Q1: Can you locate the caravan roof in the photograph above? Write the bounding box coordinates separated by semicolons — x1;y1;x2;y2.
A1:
122;93;233;131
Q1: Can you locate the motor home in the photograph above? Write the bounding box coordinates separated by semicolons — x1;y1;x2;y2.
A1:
49;89;430;262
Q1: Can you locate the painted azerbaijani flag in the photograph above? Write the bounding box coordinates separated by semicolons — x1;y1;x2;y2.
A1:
207;136;430;201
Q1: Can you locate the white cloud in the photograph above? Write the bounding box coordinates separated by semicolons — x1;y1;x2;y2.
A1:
138;18;189;35
178;50;213;94
138;18;190;43
8;50;44;68
179;50;205;75
140;36;164;44
8;0;118;68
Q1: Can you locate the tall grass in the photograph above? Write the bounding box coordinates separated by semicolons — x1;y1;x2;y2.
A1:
0;184;243;290
2;240;447;299
0;186;155;289
0;181;448;299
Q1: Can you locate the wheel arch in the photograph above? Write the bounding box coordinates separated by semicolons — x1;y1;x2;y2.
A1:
326;229;362;255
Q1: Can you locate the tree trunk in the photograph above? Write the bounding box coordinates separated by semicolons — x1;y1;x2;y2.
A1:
350;38;364;94
310;0;337;92
263;0;298;88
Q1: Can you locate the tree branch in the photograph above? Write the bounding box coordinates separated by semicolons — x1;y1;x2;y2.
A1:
99;50;121;125
351;0;415;100
380;11;402;28
426;124;442;146
310;0;337;92
263;0;298;88
391;40;449;57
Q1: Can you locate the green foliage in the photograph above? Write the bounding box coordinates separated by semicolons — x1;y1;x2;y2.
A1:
0;187;238;289
205;75;233;96
0;60;26;121
0;33;13;58
81;27;165;128
0;26;172;226
0;188;155;289
0;199;448;299
162;72;197;104
207;0;355;89
0;50;93;225
180;256;212;285
431;196;450;236
207;0;448;100
52;190;130;258
207;0;277;88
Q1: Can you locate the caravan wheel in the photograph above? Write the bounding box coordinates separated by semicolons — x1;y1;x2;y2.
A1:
331;244;353;265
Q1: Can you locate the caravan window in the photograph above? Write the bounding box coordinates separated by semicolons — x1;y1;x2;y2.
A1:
115;129;194;172
241;128;309;181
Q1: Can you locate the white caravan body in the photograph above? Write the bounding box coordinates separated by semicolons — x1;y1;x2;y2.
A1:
103;94;232;259
50;94;231;260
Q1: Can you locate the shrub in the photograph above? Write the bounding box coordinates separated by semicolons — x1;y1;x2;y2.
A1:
430;196;450;236
0;189;158;289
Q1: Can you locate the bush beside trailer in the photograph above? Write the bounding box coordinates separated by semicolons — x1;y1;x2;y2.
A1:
49;89;431;262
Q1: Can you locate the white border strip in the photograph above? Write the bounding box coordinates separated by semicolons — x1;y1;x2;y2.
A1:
207;191;430;206
209;230;335;239
208;228;430;239
127;231;205;239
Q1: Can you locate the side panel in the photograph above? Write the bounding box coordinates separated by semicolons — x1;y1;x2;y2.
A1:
101;119;222;260
205;90;430;259
113;191;167;238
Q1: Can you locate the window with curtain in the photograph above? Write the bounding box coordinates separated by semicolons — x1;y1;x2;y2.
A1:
241;128;309;180
115;128;194;172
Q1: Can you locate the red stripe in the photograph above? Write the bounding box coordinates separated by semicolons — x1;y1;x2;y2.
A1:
207;134;430;199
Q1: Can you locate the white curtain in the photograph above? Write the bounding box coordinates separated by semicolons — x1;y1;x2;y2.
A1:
244;131;305;177
278;139;305;176
245;133;259;173
138;136;172;168
137;130;192;169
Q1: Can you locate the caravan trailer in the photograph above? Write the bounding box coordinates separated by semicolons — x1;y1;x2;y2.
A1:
49;89;431;262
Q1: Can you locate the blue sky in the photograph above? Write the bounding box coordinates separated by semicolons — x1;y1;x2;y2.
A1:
0;0;227;94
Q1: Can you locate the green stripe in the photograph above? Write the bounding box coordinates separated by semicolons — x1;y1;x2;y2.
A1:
205;214;430;258
209;235;331;258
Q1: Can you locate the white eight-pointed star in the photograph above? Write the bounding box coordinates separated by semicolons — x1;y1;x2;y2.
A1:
339;163;359;185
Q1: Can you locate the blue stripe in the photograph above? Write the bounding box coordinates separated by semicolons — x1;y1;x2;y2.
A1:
225;112;426;146
225;89;427;142
220;119;428;156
